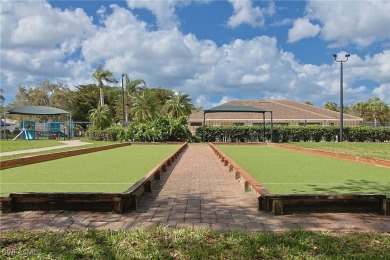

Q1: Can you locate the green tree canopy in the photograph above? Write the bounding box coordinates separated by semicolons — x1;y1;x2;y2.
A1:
323;101;339;112
71;84;100;122
89;104;113;130
114;74;147;123
11;80;73;121
366;97;390;126
130;90;160;123
165;91;195;118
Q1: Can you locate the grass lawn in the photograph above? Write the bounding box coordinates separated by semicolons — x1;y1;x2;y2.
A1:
0;139;65;152
285;142;390;161
217;145;390;195
0;144;179;196
1;228;389;259
0;139;120;161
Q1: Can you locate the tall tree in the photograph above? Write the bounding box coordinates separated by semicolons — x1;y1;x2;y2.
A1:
165;91;195;118
130;90;160;123
71;84;100;122
323;101;339;112
351;101;368;118
366;97;390;127
115;74;146;123
92;65;117;107
149;88;175;108
12;80;73;121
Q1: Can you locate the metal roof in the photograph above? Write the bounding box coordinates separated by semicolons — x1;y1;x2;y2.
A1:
204;105;269;114
7;106;70;115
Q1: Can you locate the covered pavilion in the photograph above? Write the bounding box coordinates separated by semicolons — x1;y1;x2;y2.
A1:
3;106;72;140
203;105;273;142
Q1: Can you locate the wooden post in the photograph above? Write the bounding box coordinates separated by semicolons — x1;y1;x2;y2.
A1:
113;197;122;213
0;197;13;213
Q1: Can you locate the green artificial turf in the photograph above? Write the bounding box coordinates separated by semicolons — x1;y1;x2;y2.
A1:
285;142;390;161
217;145;390;195
0;145;179;196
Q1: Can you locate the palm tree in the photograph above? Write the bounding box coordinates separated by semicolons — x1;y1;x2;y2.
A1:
130;90;160;123
123;74;146;121
164;91;195;118
92;65;117;107
352;101;368;118
366;97;390;127
89;105;113;130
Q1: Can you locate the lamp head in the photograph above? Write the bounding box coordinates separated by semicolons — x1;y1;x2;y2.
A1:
345;54;350;58
333;54;337;58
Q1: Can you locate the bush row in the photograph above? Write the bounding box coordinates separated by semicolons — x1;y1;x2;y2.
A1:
195;126;390;142
86;116;199;142
85;126;122;141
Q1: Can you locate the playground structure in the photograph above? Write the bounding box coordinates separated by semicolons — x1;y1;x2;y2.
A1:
3;106;97;141
13;121;73;140
3;106;73;141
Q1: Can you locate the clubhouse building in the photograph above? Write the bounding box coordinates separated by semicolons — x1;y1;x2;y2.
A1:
188;100;363;134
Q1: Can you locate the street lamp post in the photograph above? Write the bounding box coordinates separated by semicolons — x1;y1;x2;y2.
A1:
121;74;126;126
333;53;350;142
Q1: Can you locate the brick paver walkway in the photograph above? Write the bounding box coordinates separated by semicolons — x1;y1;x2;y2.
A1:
1;144;389;232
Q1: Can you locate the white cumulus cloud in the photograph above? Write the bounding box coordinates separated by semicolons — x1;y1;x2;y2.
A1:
227;0;275;28
287;18;320;43
1;0;389;108
305;0;390;48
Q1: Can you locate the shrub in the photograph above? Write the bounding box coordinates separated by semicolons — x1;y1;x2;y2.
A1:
196;125;390;142
86;126;125;141
117;116;195;142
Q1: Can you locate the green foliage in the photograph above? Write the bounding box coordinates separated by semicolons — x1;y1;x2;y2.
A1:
165;91;195;118
86;125;125;141
71;84;100;122
130;90;160;123
351;97;390;124
89;105;113;130
118;116;194;142
10;80;73;122
323;101;339;112
196;125;390;142
86;129;119;141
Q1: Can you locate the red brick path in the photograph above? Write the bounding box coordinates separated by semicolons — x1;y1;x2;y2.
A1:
1;144;389;232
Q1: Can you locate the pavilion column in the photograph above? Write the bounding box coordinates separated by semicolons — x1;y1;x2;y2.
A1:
203;112;206;142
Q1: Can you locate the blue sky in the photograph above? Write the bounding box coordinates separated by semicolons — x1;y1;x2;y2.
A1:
1;0;389;108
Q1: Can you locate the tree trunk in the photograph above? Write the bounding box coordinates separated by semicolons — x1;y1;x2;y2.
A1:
99;85;104;106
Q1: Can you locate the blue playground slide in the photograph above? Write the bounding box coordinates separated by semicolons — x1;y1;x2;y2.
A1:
26;131;34;140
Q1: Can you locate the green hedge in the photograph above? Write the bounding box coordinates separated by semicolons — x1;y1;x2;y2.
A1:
195;126;390;142
86;126;123;141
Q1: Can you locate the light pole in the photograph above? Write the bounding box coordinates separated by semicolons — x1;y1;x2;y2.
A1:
121;73;125;126
333;53;350;142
